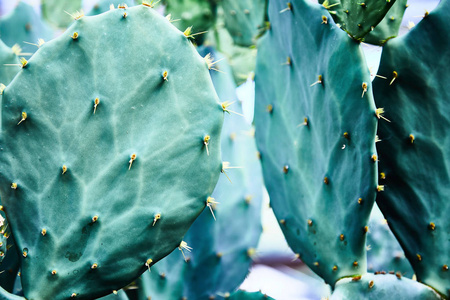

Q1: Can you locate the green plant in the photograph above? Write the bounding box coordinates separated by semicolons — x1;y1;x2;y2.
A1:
253;0;449;298
0;4;223;299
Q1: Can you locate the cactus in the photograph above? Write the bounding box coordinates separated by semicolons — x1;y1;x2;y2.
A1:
0;4;223;300
41;0;82;29
363;0;408;45
319;0;396;41
373;0;450;297
136;46;263;300
254;0;378;286
331;273;441;299
0;2;53;54
221;0;267;47
98;290;129;300
163;0;217;45
87;0;135;16
366;204;413;277
227;290;274;300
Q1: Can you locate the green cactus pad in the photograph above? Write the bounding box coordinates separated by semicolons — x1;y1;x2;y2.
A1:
221;0;267;47
254;0;378;286
373;0;450;297
136;47;263;300
331;273;441;299
163;0;217;45
363;0;408;46
227;290;274;300
0;5;223;300
318;0;395;41
0;2;53;54
41;0;82;29
366;204;413;277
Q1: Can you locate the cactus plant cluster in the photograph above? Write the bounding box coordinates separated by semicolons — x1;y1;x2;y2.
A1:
0;0;448;299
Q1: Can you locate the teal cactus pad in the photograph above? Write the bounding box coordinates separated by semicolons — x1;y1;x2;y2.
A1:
221;0;267;47
366;204;413;277
318;0;395;41
87;0;135;16
163;0;217;45
0;2;53;54
0;5;223;300
254;0;378;285
331;273;441;299
227;290;274;300
41;0;82;29
364;0;408;45
373;0;450;297
136;47;263;300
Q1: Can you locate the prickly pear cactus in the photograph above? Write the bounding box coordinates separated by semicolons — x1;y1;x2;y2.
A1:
98;290;129;300
331;274;441;299
363;0;408;45
163;0;217;45
227;290;274;300
87;0;135;16
254;0;378;285
0;4;223;300
136;47;263;300
41;0;82;28
0;2;53;54
221;0;267;47
366;205;413;277
373;0;450;297
318;0;395;41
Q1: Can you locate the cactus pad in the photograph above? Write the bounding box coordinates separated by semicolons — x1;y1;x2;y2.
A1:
331;273;441;299
0;5;223;300
221;0;267;47
319;0;396;41
254;0;378;285
363;0;408;46
373;0;450;297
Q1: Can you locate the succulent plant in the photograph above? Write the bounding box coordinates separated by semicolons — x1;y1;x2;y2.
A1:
0;4;223;299
254;0;378;286
374;0;450;296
